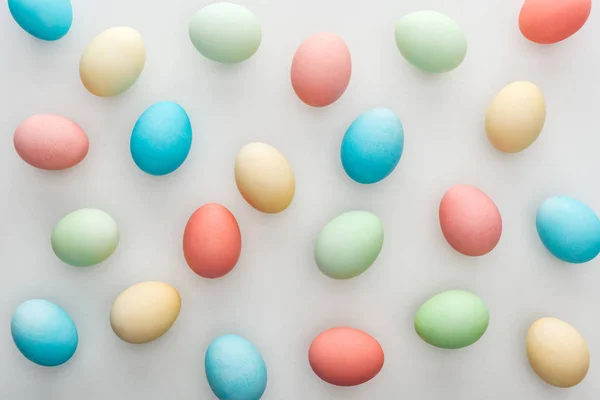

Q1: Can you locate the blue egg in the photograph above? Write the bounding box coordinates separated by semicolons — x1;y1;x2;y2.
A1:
130;101;193;176
340;108;404;184
205;334;267;400
8;0;72;41
11;299;78;367
536;196;600;263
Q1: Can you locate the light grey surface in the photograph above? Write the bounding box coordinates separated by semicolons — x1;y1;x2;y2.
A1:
0;0;599;398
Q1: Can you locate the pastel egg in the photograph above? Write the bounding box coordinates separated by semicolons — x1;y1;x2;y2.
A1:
80;27;146;97
110;282;181;344
11;299;78;366
314;211;383;279
183;203;242;279
520;0;591;44
51;208;119;267
527;317;589;387
415;290;489;349
341;108;404;184
189;3;262;63
309;327;384;386
395;11;467;73
486;81;546;153
235;142;295;214
8;0;72;41
439;185;502;256
205;334;267;400
14;114;89;170
291;32;351;107
130;101;192;176
536;196;600;263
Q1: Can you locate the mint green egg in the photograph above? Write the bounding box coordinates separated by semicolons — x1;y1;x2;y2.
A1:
414;290;489;349
51;208;119;267
189;3;262;63
395;11;467;73
314;211;384;279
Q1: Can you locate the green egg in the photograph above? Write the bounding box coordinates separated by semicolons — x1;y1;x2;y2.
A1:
314;211;384;279
414;290;489;349
51;208;119;267
395;11;467;73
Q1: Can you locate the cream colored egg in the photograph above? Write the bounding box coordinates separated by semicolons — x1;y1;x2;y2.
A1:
80;27;146;97
235;142;295;214
110;281;181;344
526;317;589;388
485;81;545;153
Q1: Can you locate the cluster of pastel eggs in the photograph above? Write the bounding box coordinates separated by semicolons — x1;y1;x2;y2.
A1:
6;0;598;396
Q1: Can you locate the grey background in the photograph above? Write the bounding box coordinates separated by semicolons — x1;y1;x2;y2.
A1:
1;0;598;398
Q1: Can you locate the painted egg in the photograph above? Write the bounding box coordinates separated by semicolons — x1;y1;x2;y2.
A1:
8;0;72;41
395;11;467;73
13;114;89;170
235;142;295;214
189;3;262;63
527;317;589;387
11;299;78;366
520;0;591;44
130;101;192;176
314;211;383;279
486;81;546;153
415;290;489;349
536;196;600;263
309;327;384;386
51;208;119;267
340;108;404;184
205;334;267;400
439;185;502;256
291;32;351;107
80;27;146;97
110;282;181;344
183;203;242;279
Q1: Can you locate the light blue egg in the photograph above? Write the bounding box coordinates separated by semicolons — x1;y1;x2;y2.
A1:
340;108;404;184
8;0;72;41
130;101;193;176
536;196;600;263
11;299;78;367
205;334;267;400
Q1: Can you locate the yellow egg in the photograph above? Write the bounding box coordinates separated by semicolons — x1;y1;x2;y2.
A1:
526;317;589;388
79;27;146;97
235;142;295;214
485;81;545;153
110;282;181;344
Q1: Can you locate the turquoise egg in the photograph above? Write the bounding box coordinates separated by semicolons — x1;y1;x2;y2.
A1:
11;299;78;366
536;196;600;263
340;108;404;184
130;101;192;176
205;334;267;400
8;0;72;41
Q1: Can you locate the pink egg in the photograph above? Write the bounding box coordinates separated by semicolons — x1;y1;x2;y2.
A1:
519;0;591;44
14;114;89;170
290;32;351;107
439;185;502;256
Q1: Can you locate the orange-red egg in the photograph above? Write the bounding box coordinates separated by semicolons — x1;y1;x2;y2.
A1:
308;327;384;386
519;0;591;44
183;203;242;279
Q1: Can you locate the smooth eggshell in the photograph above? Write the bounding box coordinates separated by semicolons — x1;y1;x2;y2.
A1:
291;32;351;107
183;203;242;279
486;81;546;153
519;0;591;44
309;327;384;386
235;142;295;214
80;27;146;97
14;114;89;170
110;281;181;344
8;0;72;41
439;185;502;256
527;317;589;388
